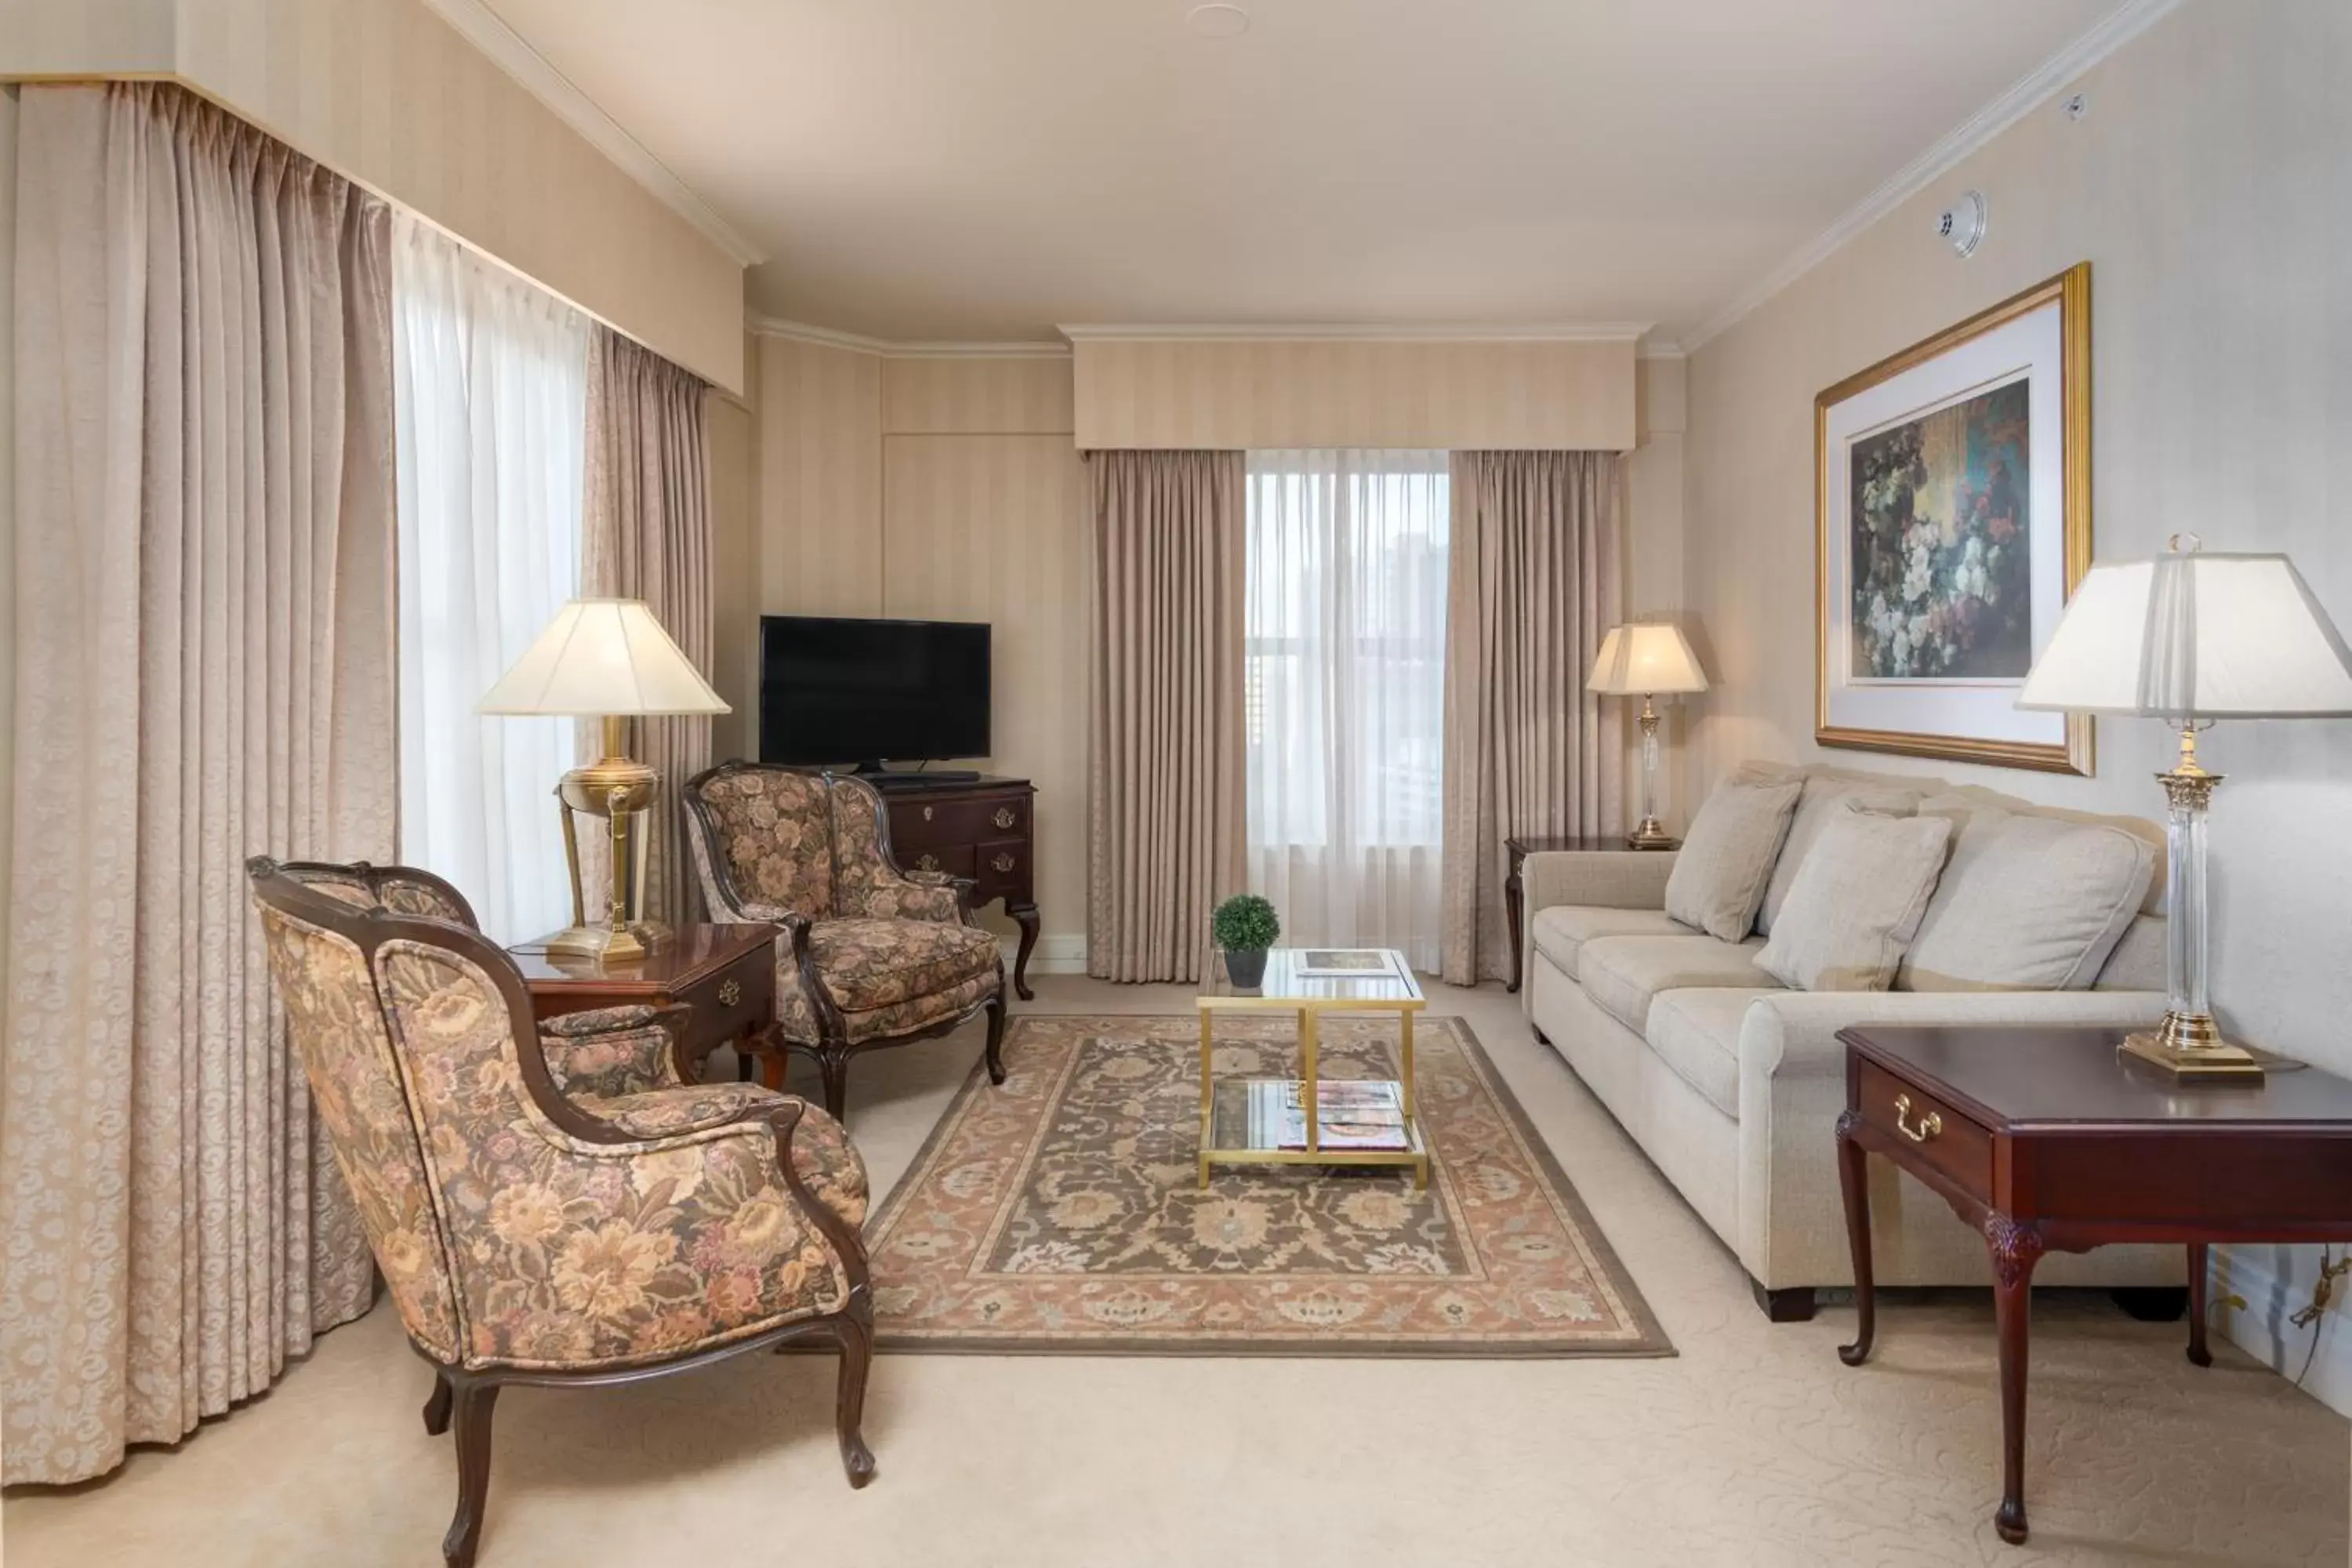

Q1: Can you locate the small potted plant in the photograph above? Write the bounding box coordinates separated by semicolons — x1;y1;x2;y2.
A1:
1210;894;1280;989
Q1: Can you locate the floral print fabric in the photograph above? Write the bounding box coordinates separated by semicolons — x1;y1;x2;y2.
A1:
540;1022;680;1101
690;768;833;916
830;779;960;921
255;906;464;1363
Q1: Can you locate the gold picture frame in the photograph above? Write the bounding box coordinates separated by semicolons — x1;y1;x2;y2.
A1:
1814;263;2093;776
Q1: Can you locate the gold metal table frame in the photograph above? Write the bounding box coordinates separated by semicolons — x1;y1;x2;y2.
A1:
1196;947;1429;1189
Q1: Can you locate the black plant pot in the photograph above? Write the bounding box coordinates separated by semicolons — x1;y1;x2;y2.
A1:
1224;947;1269;989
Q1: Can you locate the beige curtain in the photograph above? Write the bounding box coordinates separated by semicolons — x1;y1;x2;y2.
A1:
0;84;393;1484
1087;451;1247;982
582;327;713;927
1439;451;1624;985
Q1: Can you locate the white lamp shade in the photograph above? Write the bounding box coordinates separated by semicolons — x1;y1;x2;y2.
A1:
2016;549;2352;719
1588;622;1710;696
477;598;731;717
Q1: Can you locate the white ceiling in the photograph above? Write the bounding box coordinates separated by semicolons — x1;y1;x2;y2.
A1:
475;0;2129;346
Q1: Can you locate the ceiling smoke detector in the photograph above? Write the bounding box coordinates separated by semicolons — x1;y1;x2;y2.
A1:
1185;4;1251;39
1936;190;1987;259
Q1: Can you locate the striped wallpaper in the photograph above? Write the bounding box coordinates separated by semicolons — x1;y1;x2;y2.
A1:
1071;337;1638;451
750;340;1091;949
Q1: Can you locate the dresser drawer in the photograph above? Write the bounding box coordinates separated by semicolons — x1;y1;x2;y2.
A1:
899;842;975;880
973;837;1029;898
891;794;1029;847
674;946;775;1048
1857;1059;1992;1196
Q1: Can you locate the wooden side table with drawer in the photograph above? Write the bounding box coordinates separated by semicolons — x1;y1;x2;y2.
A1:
1834;1024;2352;1545
510;922;779;1085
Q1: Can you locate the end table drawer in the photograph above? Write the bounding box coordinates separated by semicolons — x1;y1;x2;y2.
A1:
677;951;774;1045
1857;1060;1991;1194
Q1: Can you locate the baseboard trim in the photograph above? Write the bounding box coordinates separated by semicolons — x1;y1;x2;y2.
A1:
998;932;1086;975
2209;1242;2352;1417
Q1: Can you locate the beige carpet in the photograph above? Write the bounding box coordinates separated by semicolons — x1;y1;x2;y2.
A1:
869;1014;1669;1356
4;977;2345;1567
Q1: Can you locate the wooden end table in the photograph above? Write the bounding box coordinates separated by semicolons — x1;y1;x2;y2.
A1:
1835;1024;2352;1544
510;923;779;1085
1502;835;1668;993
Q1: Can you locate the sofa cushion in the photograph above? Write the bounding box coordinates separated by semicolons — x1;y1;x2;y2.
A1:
1530;906;1692;981
1579;934;1777;1035
1644;989;1773;1120
1757;776;1926;935
1898;798;2157;992
1664;772;1805;942
1758;804;1952;992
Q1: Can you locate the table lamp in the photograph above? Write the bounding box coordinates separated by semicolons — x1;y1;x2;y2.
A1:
2017;536;2352;1081
477;598;730;963
1588;622;1711;849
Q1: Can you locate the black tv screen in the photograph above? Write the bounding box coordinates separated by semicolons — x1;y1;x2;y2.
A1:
759;615;990;767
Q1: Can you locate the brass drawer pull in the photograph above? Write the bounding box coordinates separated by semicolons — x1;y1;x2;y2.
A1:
922;805;935;822
1893;1093;1942;1145
917;853;940;873
993;807;1016;829
717;978;742;1007
991;851;1015;874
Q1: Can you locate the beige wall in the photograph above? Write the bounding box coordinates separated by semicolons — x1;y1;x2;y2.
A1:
1628;356;1693;826
1683;0;2352;1397
752;341;1090;962
1072;338;1636;451
1;0;746;392
706;365;760;765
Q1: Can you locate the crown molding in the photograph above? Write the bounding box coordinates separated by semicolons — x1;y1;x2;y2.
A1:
746;316;1071;359
1056;321;1651;344
420;0;766;268
1638;338;1685;361
1682;0;2183;353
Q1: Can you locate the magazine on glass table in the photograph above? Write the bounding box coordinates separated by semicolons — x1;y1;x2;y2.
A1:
1243;1079;1410;1151
1294;949;1397;979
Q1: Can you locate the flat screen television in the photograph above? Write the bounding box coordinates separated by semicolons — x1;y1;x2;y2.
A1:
759;615;990;773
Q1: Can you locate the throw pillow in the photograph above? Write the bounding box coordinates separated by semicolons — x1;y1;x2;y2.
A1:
1897;801;2158;991
1664;771;1805;942
1757;803;1954;992
1757;776;1927;935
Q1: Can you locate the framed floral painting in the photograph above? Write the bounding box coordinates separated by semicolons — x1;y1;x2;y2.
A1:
1815;263;2093;775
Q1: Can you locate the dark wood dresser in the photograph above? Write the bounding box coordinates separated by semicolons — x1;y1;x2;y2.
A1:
874;774;1040;1000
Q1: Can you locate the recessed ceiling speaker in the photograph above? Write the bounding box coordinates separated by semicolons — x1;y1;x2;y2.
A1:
1936;190;1987;259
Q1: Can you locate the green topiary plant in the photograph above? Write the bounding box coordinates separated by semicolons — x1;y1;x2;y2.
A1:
1211;893;1280;953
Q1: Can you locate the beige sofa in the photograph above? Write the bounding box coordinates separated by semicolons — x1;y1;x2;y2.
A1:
1522;762;2182;1319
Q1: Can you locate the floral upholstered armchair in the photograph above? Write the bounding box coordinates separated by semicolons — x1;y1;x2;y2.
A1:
249;858;877;1568
682;764;1007;1120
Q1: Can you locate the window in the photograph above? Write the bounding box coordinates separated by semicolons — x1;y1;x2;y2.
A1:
392;215;590;943
1245;450;1450;971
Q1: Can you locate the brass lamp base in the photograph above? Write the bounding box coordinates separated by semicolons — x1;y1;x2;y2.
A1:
542;918;670;965
2119;1010;2265;1083
1627;817;1681;851
551;716;669;966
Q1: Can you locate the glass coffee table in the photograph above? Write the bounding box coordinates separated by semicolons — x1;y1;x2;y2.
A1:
1196;946;1428;1189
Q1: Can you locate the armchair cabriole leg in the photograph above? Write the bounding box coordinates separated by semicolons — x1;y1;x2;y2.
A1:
833;1311;878;1487
815;1046;851;1122
423;1368;454;1436
983;979;1007;1086
442;1378;501;1568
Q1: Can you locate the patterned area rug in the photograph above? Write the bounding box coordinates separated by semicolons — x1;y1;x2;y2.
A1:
866;1014;1672;1356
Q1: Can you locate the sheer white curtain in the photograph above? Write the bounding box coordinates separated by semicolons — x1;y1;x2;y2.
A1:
1245;450;1450;971
393;216;589;942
